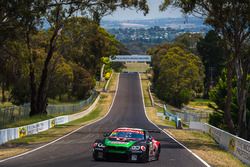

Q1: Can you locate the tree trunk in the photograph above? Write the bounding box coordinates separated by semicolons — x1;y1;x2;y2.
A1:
36;26;61;115
1;81;6;102
224;60;235;133
29;63;37;116
235;56;249;138
25;28;38;117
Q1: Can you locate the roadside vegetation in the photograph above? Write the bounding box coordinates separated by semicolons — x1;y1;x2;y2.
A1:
123;63;150;73
0;73;118;160
140;73;176;128
0;0;148;117
160;0;250;141
166;129;247;167
139;71;246;167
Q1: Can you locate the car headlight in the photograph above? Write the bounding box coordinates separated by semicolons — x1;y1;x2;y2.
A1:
131;146;141;151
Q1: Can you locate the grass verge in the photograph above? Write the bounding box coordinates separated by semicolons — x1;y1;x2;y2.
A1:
166;129;247;167
140;73;246;167
140;74;152;107
3;101;93;129
0;73;118;160
123;63;149;73
140;74;176;128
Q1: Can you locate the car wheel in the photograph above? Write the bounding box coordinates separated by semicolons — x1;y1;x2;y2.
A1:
155;145;161;161
93;151;102;161
141;146;150;163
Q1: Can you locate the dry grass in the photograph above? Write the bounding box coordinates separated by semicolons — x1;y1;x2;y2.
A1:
0;148;29;160
147;107;175;127
0;73;119;160
123;63;149;73
140;73;176;127
166;129;247;167
141;74;152;107
140;74;246;167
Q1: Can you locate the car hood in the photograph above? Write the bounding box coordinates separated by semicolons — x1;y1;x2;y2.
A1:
104;138;137;148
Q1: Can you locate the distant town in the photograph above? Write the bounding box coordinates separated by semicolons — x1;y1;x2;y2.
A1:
101;17;210;54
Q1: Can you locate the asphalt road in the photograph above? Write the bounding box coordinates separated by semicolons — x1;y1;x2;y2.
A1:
1;73;207;167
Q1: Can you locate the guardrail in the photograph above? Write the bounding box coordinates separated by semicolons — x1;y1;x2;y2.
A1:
163;105;181;128
0;91;98;129
176;111;209;124
0;95;100;145
190;122;250;165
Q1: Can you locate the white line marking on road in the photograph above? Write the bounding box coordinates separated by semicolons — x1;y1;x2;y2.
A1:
138;73;211;167
0;74;120;163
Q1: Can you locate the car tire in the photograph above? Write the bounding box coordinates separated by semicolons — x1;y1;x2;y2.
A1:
93;151;102;161
155;145;161;161
141;146;150;163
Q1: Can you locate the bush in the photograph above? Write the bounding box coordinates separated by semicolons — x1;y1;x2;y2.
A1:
153;46;204;108
71;64;95;99
105;72;111;80
209;112;223;128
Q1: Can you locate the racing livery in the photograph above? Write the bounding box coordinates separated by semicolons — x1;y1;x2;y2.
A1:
92;127;161;162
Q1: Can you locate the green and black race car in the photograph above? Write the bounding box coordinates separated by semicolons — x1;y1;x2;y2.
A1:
92;127;161;162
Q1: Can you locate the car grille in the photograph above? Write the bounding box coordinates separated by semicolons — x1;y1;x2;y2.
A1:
106;146;128;151
106;153;129;161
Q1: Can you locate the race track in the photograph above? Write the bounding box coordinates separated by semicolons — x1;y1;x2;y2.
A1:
1;73;208;167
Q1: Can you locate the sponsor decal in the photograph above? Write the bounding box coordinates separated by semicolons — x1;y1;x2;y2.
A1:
235;140;250;163
110;141;127;145
228;138;236;152
50;119;55;128
113;129;144;134
19;127;27;138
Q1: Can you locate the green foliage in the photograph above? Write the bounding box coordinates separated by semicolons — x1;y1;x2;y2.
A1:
197;30;226;96
174;33;203;53
60;17;120;78
208;112;224;128
208;71;250;129
71;63;95;100
1;0;140;116
151;46;205;108
105;72;111;80
111;62;125;72
11;77;30;105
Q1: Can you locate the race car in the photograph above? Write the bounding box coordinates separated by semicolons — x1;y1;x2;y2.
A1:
92;127;161;162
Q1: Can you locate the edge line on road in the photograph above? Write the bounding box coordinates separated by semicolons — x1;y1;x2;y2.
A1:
138;73;211;167
0;73;120;163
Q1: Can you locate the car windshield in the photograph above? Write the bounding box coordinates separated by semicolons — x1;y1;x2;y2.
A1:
109;130;145;140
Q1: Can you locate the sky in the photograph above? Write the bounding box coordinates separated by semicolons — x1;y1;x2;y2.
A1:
103;0;183;21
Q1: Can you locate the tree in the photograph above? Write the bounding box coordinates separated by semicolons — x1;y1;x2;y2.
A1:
86;0;149;24
174;32;203;53
154;46;204;108
1;0;149;116
197;30;226;96
209;71;250;136
147;43;186;85
71;63;95;100
161;0;250;138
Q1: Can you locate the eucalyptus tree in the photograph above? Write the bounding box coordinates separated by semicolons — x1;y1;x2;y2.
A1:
1;0;149;116
160;0;250;138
